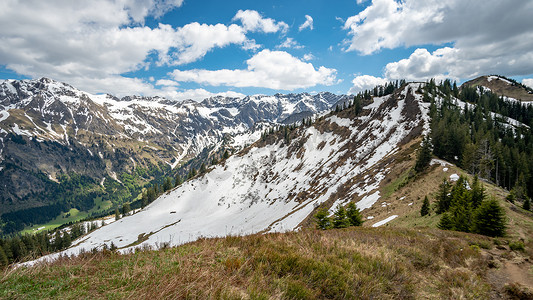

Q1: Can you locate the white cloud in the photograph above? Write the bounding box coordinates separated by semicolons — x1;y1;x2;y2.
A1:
384;48;459;82
170;49;337;90
523;79;533;89
302;53;315;61
349;75;389;94
0;3;288;96
158;88;246;102
156;79;180;87
277;38;304;49
299;15;314;31
168;22;248;65
344;0;533;80
233;10;288;34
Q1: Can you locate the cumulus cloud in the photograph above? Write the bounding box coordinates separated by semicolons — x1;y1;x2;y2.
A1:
344;0;533;80
156;79;180;87
158;87;246;102
277;38;304;49
299;15;314;31
0;2;289;96
168;23;248;65
349;75;389;94
302;53;315;61
233;10;289;34
523;79;533;89
170;49;337;90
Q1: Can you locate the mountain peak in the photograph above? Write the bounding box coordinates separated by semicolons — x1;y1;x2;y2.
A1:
462;75;533;101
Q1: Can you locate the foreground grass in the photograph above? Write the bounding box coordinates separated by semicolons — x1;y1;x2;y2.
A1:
1;227;495;299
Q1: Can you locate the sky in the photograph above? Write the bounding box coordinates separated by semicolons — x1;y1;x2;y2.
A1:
1;0;533;101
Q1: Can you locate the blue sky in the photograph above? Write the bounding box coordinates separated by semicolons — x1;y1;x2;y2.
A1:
1;0;533;100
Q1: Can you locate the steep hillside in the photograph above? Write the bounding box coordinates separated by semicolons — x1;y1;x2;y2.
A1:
4;227;532;299
26;83;430;263
0;78;349;232
463;75;533;103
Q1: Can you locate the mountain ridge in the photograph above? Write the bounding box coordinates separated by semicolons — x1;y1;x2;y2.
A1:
0;77;350;233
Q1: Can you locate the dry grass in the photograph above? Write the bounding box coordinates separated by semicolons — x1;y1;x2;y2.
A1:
1;227;496;299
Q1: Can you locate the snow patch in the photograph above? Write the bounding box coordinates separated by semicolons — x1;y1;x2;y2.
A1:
372;215;398;227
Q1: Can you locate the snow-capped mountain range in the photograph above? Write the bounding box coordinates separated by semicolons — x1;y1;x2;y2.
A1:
0;77;350;215
26;82;431;264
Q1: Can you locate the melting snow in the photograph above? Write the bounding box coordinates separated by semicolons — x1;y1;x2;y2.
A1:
449;174;460;182
372;215;398;227
0;111;9;122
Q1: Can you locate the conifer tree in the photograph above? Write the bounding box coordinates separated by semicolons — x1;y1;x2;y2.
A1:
13;238;27;261
332;205;350;228
450;191;472;233
437;213;454;230
163;177;173;191
314;208;331;230
141;191;148;208
61;232;72;249
122;203;131;215
223;150;230;159
0;245;8;268
175;174;182;187
470;175;486;209
414;137;432;173
200;162;207;174
472;198;506;237
523;198;531;211
346;202;363;226
352;96;362;115
420;196;430;216
115;207;120;221
436;179;451;213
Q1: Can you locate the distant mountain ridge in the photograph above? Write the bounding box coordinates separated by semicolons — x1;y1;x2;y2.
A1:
463;75;533;103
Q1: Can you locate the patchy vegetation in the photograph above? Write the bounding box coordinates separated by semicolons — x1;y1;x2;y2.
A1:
0;227;507;299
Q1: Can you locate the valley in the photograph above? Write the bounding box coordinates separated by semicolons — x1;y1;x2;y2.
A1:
1;75;533;298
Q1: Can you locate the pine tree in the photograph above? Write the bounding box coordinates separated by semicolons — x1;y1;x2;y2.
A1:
420;196;430;216
61;232;72;249
163;177;173;191
352;95;362;115
346;202;363;226
472;198;506;237
122;203;131;216
332;205;350;228
223;150;230;159
437;213;454;230
314;208;331;230
414;137;432;173
470;175;486;209
141;191;148;208
147;187;156;203
115;207;120;221
436;179;452;213
450;191;472;233
200;163;207;174
12;238;27;261
523;198;531;211
175;175;182;187
0;245;8;268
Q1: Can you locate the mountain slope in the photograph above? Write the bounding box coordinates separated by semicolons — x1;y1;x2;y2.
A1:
5;227;513;299
27;83;430;262
463;75;533;103
0;78;350;230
